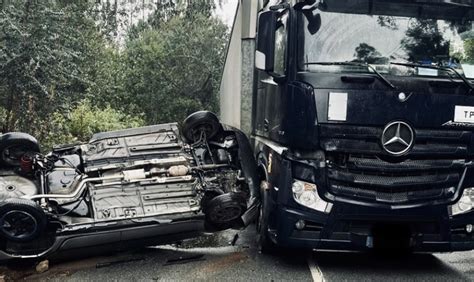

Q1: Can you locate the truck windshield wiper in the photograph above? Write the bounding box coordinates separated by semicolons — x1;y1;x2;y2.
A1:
390;61;474;93
304;62;397;89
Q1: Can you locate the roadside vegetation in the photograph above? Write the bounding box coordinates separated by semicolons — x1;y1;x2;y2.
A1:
0;1;228;149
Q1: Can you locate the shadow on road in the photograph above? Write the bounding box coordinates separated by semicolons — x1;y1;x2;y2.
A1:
312;251;469;281
0;228;471;281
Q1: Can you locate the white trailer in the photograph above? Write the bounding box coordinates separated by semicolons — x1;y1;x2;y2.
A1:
219;0;263;134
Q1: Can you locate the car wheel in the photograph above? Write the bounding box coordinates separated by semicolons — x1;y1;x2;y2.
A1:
204;193;247;231
0;133;40;167
256;182;278;254
0;198;46;242
182;111;222;143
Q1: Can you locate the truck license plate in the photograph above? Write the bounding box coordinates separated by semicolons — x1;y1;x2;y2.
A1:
454;106;474;123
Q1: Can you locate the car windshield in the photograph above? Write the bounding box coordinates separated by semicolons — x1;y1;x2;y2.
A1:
298;2;474;79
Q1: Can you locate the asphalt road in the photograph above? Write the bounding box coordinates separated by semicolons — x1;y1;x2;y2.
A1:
1;226;473;281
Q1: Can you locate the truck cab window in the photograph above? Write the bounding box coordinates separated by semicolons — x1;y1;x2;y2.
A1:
274;12;288;76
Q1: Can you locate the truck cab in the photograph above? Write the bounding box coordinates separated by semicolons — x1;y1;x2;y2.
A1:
220;0;474;252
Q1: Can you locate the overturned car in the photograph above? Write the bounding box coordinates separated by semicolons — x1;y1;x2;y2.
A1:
0;111;258;262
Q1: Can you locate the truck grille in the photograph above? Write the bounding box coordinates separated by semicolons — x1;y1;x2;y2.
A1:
320;125;470;205
327;155;463;204
320;125;472;157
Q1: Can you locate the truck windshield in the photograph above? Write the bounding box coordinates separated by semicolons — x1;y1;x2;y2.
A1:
298;5;474;80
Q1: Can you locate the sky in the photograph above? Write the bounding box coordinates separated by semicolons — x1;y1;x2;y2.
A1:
119;0;238;28
113;0;238;45
215;0;238;27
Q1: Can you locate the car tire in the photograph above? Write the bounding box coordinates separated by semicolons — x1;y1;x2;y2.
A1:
204;193;247;231
0;133;40;167
256;183;278;254
0;198;46;242
182;111;222;143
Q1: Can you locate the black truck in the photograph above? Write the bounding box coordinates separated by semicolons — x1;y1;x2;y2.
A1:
220;0;474;252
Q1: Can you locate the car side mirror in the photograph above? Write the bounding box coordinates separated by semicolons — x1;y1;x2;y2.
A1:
255;11;277;72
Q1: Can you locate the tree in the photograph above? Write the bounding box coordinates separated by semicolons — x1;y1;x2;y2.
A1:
146;0;217;29
354;43;383;64
0;1;104;140
0;0;229;149
401;19;450;63
42;99;144;150
121;13;228;124
464;39;474;63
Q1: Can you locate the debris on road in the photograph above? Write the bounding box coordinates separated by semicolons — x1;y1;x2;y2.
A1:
36;260;49;274
96;257;146;269
164;254;206;266
231;234;239;246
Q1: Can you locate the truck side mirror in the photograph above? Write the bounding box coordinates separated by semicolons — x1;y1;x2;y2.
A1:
256;11;277;72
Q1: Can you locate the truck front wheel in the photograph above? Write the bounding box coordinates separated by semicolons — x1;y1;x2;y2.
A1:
256;181;277;254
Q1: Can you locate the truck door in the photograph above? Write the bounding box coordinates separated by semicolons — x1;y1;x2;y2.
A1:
255;9;289;140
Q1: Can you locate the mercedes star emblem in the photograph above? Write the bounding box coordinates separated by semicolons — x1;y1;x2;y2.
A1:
381;121;414;156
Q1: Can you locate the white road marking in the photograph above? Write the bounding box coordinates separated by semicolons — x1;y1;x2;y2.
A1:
307;253;325;282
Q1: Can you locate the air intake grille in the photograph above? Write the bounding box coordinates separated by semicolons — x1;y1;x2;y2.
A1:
319;125;470;205
327;154;463;205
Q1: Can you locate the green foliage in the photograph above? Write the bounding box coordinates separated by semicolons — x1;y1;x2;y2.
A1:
121;14;228;124
0;0;229;148
464;39;474;63
41;100;144;150
147;0;217;29
0;1;104;134
401;19;450;63
69;100;144;141
354;43;383;64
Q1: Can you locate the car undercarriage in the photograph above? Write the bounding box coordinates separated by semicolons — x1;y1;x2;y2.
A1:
0;111;258;261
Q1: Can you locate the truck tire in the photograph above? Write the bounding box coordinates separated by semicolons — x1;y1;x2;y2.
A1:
0;198;46;242
0;133;40;167
182;111;222;143
257;182;278;254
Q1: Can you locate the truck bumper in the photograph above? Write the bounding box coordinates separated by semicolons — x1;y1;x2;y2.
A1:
268;205;474;252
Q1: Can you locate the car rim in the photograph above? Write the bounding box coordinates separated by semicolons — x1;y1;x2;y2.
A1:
210;206;242;223
192;124;214;141
2;145;28;165
0;210;38;240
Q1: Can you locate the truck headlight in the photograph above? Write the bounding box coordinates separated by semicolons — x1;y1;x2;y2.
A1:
292;180;332;213
450;188;474;216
